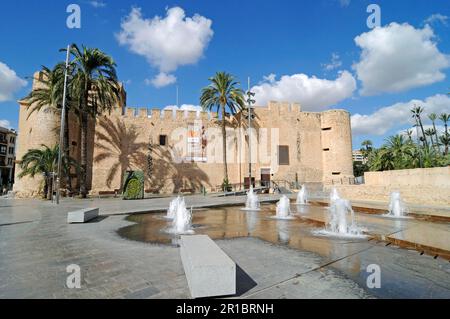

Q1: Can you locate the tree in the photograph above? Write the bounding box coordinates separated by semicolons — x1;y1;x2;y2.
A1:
411;105;428;148
424;128;436;147
428;113;438;147
18;144;78;200
440;134;450;156
24;63;77;195
439;113;449;136
200;72;245;187
405;129;413;142
67;44;122;198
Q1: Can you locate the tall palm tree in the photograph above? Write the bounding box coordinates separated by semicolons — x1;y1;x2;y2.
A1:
428;113;438;147
67;44;122;198
439;113;449;136
18;144;78;200
24;64;77;195
200;72;245;185
424;128;436;147
411;105;428;148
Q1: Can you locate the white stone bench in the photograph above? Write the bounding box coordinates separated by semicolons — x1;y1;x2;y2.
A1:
180;235;236;298
67;208;99;223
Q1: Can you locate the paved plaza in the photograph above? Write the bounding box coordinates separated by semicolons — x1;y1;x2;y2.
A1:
0;195;449;299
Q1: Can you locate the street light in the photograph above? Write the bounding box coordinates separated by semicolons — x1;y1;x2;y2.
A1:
55;44;71;204
246;77;256;189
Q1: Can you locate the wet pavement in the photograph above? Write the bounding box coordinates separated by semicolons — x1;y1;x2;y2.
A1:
119;203;450;298
1;197;449;299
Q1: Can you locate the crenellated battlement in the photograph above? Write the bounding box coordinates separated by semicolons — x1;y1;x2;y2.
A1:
121;107;217;122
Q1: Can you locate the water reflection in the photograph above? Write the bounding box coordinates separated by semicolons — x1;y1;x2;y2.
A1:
118;204;373;262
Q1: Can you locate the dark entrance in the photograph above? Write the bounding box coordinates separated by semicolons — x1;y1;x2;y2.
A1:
261;168;271;188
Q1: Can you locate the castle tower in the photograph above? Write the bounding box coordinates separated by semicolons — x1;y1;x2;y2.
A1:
13;72;61;197
320;109;354;184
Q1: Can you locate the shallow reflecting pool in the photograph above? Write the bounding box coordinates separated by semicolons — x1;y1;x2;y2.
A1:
118;204;378;262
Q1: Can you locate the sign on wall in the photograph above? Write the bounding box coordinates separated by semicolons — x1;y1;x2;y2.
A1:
185;121;207;162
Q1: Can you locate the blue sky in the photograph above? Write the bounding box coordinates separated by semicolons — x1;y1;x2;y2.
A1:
0;0;449;149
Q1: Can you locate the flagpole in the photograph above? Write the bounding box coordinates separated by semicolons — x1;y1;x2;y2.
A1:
55;44;71;204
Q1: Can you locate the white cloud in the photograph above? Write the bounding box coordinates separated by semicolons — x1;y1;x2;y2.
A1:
0;119;11;129
351;94;450;136
117;7;213;87
164;104;202;112
398;124;445;139
322;53;342;71
353;22;450;96
0;62;27;102
424;14;449;27
146;73;177;88
251;71;356;111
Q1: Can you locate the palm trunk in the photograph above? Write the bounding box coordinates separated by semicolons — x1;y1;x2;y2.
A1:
80;111;88;198
46;176;53;200
418;119;428;148
222;106;228;184
64;110;72;196
43;177;49;199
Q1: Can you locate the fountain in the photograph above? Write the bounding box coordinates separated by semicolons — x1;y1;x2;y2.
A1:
167;197;194;234
296;184;308;205
329;187;341;207
315;198;365;238
385;191;409;218
242;186;260;211
272;195;295;220
166;196;182;219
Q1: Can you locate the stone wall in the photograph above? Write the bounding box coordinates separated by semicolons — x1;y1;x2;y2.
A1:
326;167;450;206
13;74;355;197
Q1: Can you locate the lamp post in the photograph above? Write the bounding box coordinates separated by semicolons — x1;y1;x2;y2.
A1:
55;44;71;204
246;77;255;189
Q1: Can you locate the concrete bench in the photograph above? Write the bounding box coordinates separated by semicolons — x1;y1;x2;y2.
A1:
67;208;99;223
180;235;236;298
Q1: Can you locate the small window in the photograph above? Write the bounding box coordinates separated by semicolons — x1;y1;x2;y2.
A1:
8;147;14;154
71;141;77;146
0;146;6;154
332;172;341;175
159;135;167;146
321;127;332;131
323;148;330;151
278;145;289;165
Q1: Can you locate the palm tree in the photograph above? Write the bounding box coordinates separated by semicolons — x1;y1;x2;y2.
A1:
439;113;449;136
361;140;372;151
411;105;428;148
18;144;78;200
439;134;450;155
405;129;413;142
24;63;77;195
424;128;436;147
67;44;122;198
428;113;438;147
200;72;245;186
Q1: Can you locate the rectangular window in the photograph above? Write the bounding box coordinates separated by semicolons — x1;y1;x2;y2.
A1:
278;145;289;165
332;172;341;175
8;147;14;154
323;148;330;151
159;135;167;146
321;127;332;131
0;146;6;155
